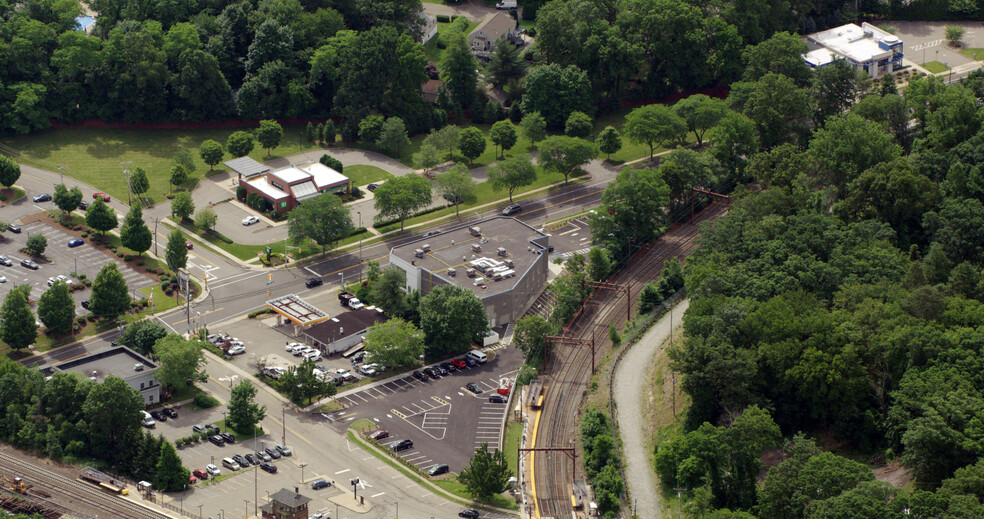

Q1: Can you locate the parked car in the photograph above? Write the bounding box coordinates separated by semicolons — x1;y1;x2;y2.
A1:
412;370;428;382
205;424;220;434
390;439;413;452
206;464;220;476
304;350;322;362
186;240;193;250
232;454;249;467
92;192;110;202
311;479;331;490
451;358;467;369
0;256;11;266
150;410;167;421
305;278;323;288
193;424;206;433
6;224;19;233
366;183;379;192
368;430;389;441
502;203;522;216
33;193;52;203
163;407;178;418
358;364;377;376
260;462;277;473
219;432;236;443
276;444;292;456
465;357;478;368
459;510;480;518
242;216;259;226
0;276;6;283
192;469;209;480
440;362;456;373
67;238;84;248
245;453;259;466
423;368;440;380
221;457;240;471
489;395;507;403
81;300;90;309
292;344;307;356
78;201;88;210
435;365;449;376
256;451;272;462
227;345;246;355
428;464;449;476
208;435;225;446
424;230;442;237
265;447;282;459
20;259;38;270
466;383;482;394
189;475;197;485
286;341;302;352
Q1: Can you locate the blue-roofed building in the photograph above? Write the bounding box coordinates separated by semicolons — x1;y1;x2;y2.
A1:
74;16;96;33
803;22;903;78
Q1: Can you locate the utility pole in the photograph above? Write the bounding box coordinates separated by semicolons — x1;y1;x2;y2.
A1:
152;217;160;256
57;165;65;185
120;161;133;206
357;211;363;281
675;488;686;519
282;404;287;445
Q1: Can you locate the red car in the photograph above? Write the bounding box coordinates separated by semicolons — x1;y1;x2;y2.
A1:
93;192;110;202
368;430;390;440
451;358;467;369
185;240;193;250
189;476;197;485
193;469;209;479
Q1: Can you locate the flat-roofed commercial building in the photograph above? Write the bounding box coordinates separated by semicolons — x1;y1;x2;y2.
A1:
803;22;903;77
48;346;161;405
389;217;549;327
226;157;351;212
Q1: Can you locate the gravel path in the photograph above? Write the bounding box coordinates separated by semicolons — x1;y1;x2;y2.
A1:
613;298;689;519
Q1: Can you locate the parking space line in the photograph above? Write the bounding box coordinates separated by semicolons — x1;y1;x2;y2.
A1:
334;469;350;474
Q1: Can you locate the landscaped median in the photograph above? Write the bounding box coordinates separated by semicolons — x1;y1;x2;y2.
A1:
346;423;520;513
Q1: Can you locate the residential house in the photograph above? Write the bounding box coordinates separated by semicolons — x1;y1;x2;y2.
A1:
467;12;520;54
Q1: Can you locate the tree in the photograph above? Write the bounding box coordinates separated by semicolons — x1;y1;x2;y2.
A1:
0;287;36;349
226;131;254;158
198;140;224;171
90;263;130;318
26;233;47;257
458;127;487;165
946;25;965;46
440;33;477;110
538;136;597;184
735;73;810;149
423;125;460;160
120;205;152;256
813;59;870;126
520;64;593;129
288;193;353;254
587;247;611;281
490;121;518;158
128;168;149;199
378;117;410;157
521;112;548;149
373;175;432;230
565;111;593;138
623;104;686;160
245;19;294;75
170;191;195;221
588;167;670;256
194;208;218;233
414;144;443;172
0;155;21;188
227;380;266;434
486;40;525;87
596;127;622;160
459;443;512;502
746;143;812;190
489;155;536;203
808;113;902;193
118;320;168;356
154;440;189;492
323;120;336;144
165;229;188;273
256;120;283;157
708;112;759;177
434;165;477;217
85;198;117;238
174;149;195;174
741;31;811;85
278;358;335;404
420;284;489;357
53;184;82;215
153;334;207;391
359;114;385;145
364;318;425;369
83;376;143;463
673;94;728;145
514;315;552;362
371;268;409;317
169;165;188;193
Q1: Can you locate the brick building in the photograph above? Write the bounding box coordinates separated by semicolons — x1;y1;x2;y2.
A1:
260;488;312;519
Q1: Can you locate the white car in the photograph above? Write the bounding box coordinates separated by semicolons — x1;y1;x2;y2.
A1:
227;345;246;355
47;275;70;286
0;276;6;283
334;368;351;376
292;344;307;356
206;464;220;476
348;298;365;310
358;365;376;376
242;216;259;226
286;342;302;352
304;350;322;362
228;339;244;347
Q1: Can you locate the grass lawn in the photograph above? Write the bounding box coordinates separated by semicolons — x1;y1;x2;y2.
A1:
139;285;182;314
433;478;518;510
504;420;523;477
344;165;394;186
174;220;372;261
0;125;321;207
958;48;984;61
595;106;699;163
1;186;26;205
922;60;950;74
423;20;480;63
212;419;265;441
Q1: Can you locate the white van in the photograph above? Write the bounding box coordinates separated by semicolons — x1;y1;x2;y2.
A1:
496;0;517;8
466;351;488;364
222;457;241;471
141;411;156;428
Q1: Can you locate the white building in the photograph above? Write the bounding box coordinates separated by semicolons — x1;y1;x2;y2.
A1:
48;347;161;405
420;13;438;44
803;22;903;78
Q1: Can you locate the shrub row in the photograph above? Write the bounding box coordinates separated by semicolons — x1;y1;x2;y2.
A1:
373;205;447;229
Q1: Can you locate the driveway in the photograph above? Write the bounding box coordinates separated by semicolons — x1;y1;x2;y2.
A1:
892;21;984;68
422;0;499;22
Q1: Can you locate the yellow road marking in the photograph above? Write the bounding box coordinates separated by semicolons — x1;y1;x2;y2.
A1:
391;409;406;419
530;408;542;519
431;396;449;406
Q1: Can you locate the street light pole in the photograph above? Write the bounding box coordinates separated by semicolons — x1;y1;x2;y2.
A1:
357;211;362;281
282;404;287;445
244;499;248;519
121;161;133;206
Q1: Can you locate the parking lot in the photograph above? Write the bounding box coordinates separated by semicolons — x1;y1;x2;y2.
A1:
0;221;155;311
324;345;521;473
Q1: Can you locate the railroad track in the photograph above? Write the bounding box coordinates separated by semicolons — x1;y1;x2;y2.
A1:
533;202;727;519
0;452;171;519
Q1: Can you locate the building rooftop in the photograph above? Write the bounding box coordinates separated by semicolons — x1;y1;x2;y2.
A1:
806;22;898;64
391;217;548;299
267;294;330;326
54;346;157;382
223;157;270;179
292;181;319;201
269;167;311;185
268;488;312;509
304;308;389;345
299;162;348;189
245;177;289;200
470;12;515;43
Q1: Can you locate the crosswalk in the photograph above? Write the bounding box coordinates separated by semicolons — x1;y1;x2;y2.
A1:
553;247;591;260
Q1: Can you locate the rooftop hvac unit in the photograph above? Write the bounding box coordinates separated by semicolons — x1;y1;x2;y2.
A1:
414;249;425;258
472;244;481;253
470;226;481;236
134;363;144;372
497;247;507;256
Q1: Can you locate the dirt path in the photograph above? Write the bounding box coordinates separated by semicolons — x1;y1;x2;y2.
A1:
613;299;689;519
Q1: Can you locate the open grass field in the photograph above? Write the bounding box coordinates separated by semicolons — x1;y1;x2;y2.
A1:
958;48;984;61
344;165;394;186
0;125;319;206
922;60;950;73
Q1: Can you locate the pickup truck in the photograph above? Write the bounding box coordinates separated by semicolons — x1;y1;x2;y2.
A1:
338;291;365;309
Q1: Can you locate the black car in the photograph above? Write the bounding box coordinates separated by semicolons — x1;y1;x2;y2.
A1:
435;365;449;376
459;509;480;518
260;462;277;473
80;299;90;309
440;362;456;373
366;183;379;192
232;454;249;467
311;479;331;490
7;224;20;234
265;447;282;459
205;424;220;434
0;256;11;266
162;407;178;419
423;367;440;380
78;201;88;210
412;370;428;382
150;410;167;421
256;451;272;462
390;439;413;452
208;435;225;446
245;453;260;466
466;383;482;394
501;203;521;216
489;394;507;403
219;432;236;443
32;193;51;203
305;278;323;288
424;230;442;237
20;259;38;270
428;464;449;477
465;357;478;368
442;193;461;204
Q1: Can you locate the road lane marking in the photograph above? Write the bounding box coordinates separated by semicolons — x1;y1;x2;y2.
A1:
335;469;350;474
